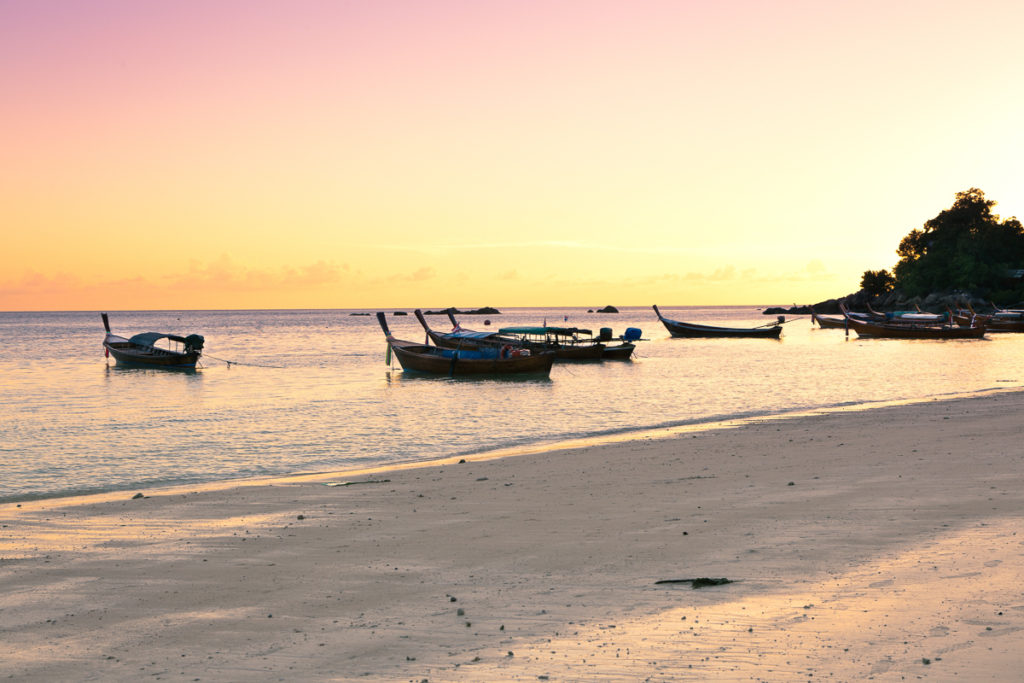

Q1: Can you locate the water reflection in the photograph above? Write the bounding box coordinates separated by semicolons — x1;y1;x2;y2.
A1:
384;370;553;385
104;363;202;377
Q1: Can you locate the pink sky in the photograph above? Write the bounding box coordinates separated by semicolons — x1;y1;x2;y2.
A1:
3;1;1023;310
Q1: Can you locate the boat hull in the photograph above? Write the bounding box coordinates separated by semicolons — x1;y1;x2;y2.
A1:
810;310;848;329
104;341;201;369
601;343;635;360
547;343;606;360
653;306;782;338
844;318;986;339
952;312;1024;332
389;340;555;376
660;322;782;338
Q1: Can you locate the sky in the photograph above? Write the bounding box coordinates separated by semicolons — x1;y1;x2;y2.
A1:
3;0;1024;311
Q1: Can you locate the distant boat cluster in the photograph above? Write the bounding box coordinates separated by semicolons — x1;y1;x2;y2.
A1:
378;306;789;377
809;302;1008;339
100;300;1004;375
376;310;641;377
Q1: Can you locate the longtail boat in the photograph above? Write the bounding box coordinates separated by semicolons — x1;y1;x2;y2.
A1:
495;326;607;360
377;313;554;376
101;313;204;369
951;308;1024;333
414;309;501;351
809;307;848;329
598;332;639;360
840;305;985;339
653;305;783;338
989;303;1024;320
442;311;612;360
866;303;948;324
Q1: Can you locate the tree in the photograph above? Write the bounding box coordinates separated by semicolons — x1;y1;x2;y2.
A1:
860;269;895;297
892;188;1024;298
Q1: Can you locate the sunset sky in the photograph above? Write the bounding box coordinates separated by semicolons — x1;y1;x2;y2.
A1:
3;0;1023;311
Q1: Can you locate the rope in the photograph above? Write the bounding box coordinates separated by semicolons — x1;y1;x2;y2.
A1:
202;353;285;369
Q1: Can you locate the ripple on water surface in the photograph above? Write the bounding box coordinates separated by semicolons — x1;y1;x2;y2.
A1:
1;307;1022;500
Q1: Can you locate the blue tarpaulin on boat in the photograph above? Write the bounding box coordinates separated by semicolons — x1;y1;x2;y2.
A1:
440;347;498;359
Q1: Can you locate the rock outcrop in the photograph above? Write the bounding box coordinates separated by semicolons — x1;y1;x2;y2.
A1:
766;289;1009;315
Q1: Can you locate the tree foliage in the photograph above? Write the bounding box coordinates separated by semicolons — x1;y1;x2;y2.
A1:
892;188;1024;298
860;269;895;296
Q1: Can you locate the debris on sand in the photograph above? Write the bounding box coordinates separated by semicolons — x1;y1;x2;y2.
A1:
654;577;733;588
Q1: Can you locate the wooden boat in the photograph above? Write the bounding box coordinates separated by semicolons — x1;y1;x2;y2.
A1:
414;309;501;351
951;309;1024;333
653;305;783;338
593;326;642;360
377;313;554;376
840;305;985;339
495;326;607;360
866;303;948;324
600;339;636;360
101;313;204;369
422;310;640;360
989;303;1024;320
809;307;848;329
440;311;609;360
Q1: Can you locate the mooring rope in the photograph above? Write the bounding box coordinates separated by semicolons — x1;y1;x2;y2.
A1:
201;353;286;369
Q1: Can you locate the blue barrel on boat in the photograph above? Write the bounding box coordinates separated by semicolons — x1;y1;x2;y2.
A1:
598;327;613;341
622;327;642;341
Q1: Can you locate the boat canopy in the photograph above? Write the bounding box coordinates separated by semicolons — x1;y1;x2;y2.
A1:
130;332;176;346
499;326;591;337
128;332;201;347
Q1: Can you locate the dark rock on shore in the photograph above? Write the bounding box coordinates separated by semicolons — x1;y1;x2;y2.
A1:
763;305;810;315
423;306;501;315
767;288;1012;315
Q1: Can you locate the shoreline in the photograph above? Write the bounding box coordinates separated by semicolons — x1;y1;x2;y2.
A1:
3;390;1024;679
5;383;1022;508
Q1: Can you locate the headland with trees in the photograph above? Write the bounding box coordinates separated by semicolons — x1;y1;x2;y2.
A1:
772;188;1024;315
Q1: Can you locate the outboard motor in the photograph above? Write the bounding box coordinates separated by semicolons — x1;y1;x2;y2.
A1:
622;327;642;342
184;334;205;353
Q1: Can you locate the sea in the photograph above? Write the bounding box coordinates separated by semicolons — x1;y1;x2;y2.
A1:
2;306;1022;503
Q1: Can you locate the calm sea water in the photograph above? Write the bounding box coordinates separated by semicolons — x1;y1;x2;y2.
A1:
2;306;1022;502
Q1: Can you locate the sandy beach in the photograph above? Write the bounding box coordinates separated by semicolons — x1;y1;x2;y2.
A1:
2;391;1024;681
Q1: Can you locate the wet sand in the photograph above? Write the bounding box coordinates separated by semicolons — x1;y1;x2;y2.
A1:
2;391;1024;680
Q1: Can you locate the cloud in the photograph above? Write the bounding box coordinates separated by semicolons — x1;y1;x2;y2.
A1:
0;258;352;300
805;259;827;275
385;266;437;284
0;271;84;296
523;260;838;293
163;256;350;292
368;240;697;257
